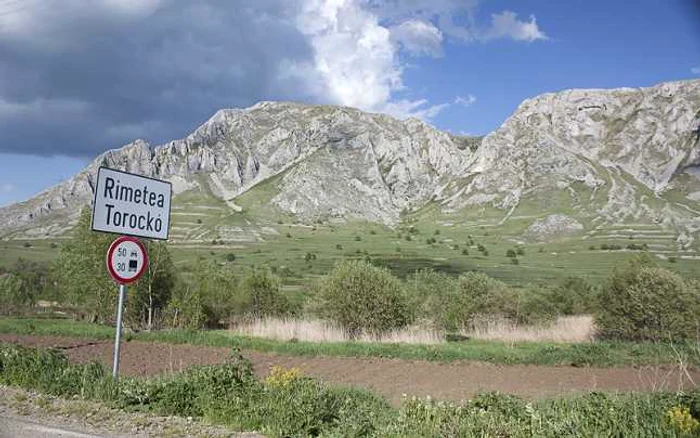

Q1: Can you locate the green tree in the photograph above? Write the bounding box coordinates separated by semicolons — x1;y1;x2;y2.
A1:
52;208;177;328
596;255;700;341
126;240;176;330
318;260;412;339
52;208;114;322
0;273;28;315
240;267;293;318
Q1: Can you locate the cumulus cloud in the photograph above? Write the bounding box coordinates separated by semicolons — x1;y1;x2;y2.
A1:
390;19;443;57
482;11;547;42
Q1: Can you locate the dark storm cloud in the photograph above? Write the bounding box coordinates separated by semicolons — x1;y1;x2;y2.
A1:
0;0;314;157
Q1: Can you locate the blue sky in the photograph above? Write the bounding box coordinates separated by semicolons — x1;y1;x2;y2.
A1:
0;0;698;207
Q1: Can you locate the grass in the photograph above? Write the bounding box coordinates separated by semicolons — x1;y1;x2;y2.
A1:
1;342;699;437
1;316;698;368
230;315;594;344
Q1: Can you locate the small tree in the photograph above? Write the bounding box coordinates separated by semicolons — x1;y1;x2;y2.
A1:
240;267;292;319
52;208;115;322
506;249;516;258
318;260;412;339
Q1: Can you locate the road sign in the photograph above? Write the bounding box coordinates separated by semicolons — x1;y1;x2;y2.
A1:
106;236;148;284
92;167;172;240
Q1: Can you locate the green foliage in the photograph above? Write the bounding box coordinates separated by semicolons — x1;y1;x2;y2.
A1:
506;249;516;258
163;282;206;329
516;246;525;256
318;260;413;339
596;255;700;341
388;391;700;437
226;253;236;262
0;273;28;315
190;259;241;327
126;240;177;330
461;248;469;255
52;208;115;323
239;267;295;319
408;270;556;333
3;343;700;437
544;276;597;315
51;209;176;329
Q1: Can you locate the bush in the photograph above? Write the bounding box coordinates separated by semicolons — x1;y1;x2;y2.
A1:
506;249;516;258
545;276;597;315
596;256;700;341
407;269;459;331
317;260;413;339
461;248;469;255
226;253;236;262
239;267;295;319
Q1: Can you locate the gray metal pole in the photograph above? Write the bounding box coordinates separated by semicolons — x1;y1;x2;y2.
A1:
112;284;126;380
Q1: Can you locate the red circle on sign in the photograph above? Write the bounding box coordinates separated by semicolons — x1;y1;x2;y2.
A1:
106;236;148;284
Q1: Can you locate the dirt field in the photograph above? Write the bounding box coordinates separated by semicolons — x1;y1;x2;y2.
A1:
2;334;698;404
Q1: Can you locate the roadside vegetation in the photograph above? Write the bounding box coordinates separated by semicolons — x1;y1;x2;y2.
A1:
1;343;699;437
1;208;700;368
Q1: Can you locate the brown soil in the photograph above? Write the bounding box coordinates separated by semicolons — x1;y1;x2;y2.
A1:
2;334;698;404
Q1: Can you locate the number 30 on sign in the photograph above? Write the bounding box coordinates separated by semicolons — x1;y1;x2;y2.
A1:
106;236;148;284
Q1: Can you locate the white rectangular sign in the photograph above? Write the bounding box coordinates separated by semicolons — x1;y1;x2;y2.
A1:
91;167;172;240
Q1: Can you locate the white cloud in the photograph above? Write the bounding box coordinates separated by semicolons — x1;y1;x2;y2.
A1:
381;99;449;120
0;183;16;194
482;11;547;42
454;94;476;107
692;66;700;75
294;0;445;120
390;19;443;57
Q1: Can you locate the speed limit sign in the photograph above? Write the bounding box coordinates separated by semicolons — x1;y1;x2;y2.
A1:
106;236;148;284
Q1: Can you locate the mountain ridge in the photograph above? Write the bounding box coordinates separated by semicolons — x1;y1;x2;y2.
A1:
1;79;699;248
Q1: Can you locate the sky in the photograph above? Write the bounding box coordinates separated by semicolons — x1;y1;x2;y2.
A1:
0;0;699;207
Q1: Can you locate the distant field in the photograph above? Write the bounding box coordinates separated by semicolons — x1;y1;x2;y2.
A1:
2;215;697;288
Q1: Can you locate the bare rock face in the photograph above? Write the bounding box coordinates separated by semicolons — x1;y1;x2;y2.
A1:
524;215;584;242
1;79;699;241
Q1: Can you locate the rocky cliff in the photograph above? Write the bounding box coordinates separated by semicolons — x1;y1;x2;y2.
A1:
1;79;698;243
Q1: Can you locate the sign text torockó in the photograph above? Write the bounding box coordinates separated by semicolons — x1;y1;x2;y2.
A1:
92;167;172;240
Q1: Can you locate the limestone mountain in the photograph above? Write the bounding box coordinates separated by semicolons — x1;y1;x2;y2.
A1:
1;79;698;251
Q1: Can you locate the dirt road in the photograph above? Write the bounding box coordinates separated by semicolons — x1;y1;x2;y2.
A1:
1;334;697;404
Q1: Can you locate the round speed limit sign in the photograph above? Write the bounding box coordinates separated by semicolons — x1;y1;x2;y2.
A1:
106;236;148;284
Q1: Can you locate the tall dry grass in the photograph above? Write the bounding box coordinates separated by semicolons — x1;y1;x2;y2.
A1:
229;315;595;344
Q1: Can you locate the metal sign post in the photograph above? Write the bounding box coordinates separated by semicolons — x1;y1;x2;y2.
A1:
106;236;148;380
113;284;126;378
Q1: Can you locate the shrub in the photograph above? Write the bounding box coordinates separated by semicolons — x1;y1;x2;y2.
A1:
355;235;362;241
510;257;519;265
317;260;413;339
545;276;597;315
226;253;236;262
461;248;469;255
240;267;295;319
506;249;516;258
516;247;525;256
596;256;700;341
407;269;459;331
335;243;343;250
